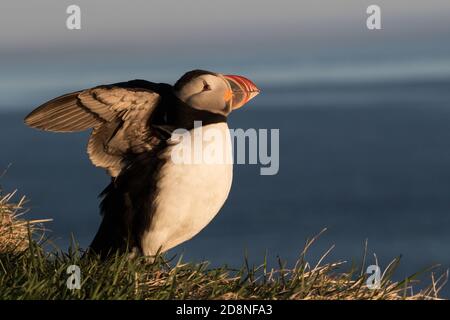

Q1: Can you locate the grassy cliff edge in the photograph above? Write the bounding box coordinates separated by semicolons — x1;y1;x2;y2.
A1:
0;190;447;300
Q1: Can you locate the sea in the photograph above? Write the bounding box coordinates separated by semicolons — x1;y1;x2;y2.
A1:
1;77;450;297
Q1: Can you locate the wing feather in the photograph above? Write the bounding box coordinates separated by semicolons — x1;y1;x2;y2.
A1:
87;121;124;177
24;81;164;176
24;92;101;132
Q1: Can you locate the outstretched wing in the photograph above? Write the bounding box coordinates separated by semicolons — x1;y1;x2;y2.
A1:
24;81;163;177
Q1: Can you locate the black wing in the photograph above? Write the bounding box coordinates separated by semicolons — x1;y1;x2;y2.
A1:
25;80;163;177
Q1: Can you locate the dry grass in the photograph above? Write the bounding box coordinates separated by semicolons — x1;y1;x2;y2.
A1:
0;189;447;300
0;190;51;254
134;230;447;300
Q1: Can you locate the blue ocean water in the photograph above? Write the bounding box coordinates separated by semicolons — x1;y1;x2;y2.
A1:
1;78;450;296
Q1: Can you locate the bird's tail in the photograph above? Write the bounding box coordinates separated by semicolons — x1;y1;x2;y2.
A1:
89;151;164;259
88;181;136;259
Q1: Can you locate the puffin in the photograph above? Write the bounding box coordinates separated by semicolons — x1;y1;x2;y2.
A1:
24;70;260;258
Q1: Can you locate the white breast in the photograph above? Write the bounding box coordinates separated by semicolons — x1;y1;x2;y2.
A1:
141;122;233;256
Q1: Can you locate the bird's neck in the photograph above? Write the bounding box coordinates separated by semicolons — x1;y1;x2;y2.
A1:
169;102;227;130
156;84;227;130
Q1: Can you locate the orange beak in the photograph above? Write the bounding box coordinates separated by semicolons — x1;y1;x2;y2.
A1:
223;75;260;110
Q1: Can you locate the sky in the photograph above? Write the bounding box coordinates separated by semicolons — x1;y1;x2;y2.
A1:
1;0;450;50
1;0;450;109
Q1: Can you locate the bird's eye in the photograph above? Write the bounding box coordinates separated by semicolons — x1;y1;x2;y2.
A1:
202;81;211;91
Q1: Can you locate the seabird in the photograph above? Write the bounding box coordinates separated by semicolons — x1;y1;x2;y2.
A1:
24;70;260;258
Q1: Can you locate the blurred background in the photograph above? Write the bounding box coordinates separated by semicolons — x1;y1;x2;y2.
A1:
1;0;450;295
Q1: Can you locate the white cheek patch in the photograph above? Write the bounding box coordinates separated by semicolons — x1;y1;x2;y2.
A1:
176;75;230;115
188;91;228;114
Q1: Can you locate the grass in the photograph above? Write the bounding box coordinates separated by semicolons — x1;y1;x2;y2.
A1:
0;189;447;300
0;191;50;254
